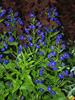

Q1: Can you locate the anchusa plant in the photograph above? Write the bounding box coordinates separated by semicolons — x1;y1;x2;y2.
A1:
0;7;75;100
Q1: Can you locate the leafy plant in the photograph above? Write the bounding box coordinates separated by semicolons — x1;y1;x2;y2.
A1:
0;7;74;100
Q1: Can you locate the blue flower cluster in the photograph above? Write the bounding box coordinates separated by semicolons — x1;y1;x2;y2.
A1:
0;7;74;99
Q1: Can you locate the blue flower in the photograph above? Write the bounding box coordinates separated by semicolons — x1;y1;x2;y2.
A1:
19;36;24;40
6;23;10;27
19;20;23;25
51;7;54;11
52;67;57;70
39;51;43;56
9;8;13;11
38;29;41;33
65;70;69;76
1;48;5;52
58;74;64;79
47;54;50;58
18;45;22;49
51;46;54;50
57;35;62;39
62;44;66;49
14;18;17;21
28;37;32;41
35;45;40;49
47;86;51;92
52;51;56;56
0;9;6;17
11;28;13;30
50;59;53;62
8;31;12;35
57;20;60;24
41;67;44;70
50;18;53;21
0;54;3;58
51;61;56;67
35;80;39;83
63;53;67;58
62;62;65;67
8;82;12;87
41;35;45;41
51;91;55;95
59;56;64;60
0;59;3;63
55;12;58;16
7;15;10;19
28;25;32;29
45;26;48;30
25;44;27;49
18;51;21;54
14;12;18;17
38;39;43;43
54;18;57;21
29;42;33;47
21;96;24;99
29;13;35;17
54;9;56;11
48;12;50;16
70;72;73;78
55;38;61;42
50;29;53;32
25;28;29;34
46;29;49;32
8;38;14;42
39;88;44;92
56;28;58;32
5;44;8;49
40;11;42;14
10;19;13;22
4;60;9;65
39;80;44;84
43;42;46;46
66;53;70;59
32;25;36;29
26;89;29;92
47;8;51;10
47;62;50;66
39;70;43;76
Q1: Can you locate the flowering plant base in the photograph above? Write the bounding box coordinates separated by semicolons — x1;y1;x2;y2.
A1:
0;7;75;100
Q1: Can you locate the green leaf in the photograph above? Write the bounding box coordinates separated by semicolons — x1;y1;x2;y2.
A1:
0;73;3;79
4;73;13;80
0;19;4;22
0;63;6;72
37;84;47;91
8;42;18;46
53;26;56;30
28;61;35;65
50;31;60;38
44;12;48;16
20;82;34;91
2;50;13;54
3;31;7;34
7;93;16;100
3;92;9;97
0;81;5;90
24;74;34;86
60;80;72;87
43;95;51;100
12;79;22;94
55;88;68;100
57;66;66;72
34;37;41;43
